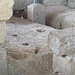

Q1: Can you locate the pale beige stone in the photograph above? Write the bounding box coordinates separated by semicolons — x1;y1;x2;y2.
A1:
45;5;70;27
48;27;75;56
0;0;14;20
27;3;45;24
53;54;75;75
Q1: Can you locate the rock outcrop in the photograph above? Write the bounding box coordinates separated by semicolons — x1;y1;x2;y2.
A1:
6;17;56;75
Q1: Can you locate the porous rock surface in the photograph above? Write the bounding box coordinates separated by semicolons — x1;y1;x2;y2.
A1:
0;0;14;20
53;54;75;75
5;17;56;75
45;5;75;29
0;22;6;43
48;27;75;56
27;3;45;24
49;10;75;29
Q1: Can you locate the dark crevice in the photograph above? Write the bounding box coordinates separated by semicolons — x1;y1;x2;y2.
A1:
36;29;46;32
21;43;29;46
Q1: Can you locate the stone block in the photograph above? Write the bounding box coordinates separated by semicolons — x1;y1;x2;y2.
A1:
49;10;75;29
0;22;6;43
48;27;75;56
27;3;45;24
53;54;75;75
0;44;8;75
68;0;75;8
6;43;53;75
0;0;14;20
6;17;55;75
40;0;68;6
45;5;70;27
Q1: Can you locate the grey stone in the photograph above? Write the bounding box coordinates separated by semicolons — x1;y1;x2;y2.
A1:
48;27;75;56
53;54;75;75
0;44;8;75
27;3;45;25
45;5;70;27
68;0;75;8
6;17;55;75
40;0;68;6
0;0;14;43
13;0;34;10
48;10;75;29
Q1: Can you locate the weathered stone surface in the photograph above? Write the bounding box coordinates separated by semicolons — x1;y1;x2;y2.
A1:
6;43;53;75
0;0;14;20
0;0;14;43
53;54;75;75
0;22;6;43
40;0;67;6
27;3;45;25
6;17;55;75
45;5;70;27
48;27;75;56
13;0;34;10
0;44;8;75
49;10;75;29
68;0;75;8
